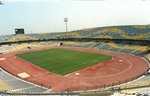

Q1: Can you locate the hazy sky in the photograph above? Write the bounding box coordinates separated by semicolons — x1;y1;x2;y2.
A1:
0;0;150;35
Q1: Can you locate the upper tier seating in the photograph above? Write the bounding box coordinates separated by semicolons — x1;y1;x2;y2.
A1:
0;25;150;43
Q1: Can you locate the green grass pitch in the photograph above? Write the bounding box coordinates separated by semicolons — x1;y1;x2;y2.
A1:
16;48;112;75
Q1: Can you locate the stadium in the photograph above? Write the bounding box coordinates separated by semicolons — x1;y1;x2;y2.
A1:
1;0;150;96
0;25;150;96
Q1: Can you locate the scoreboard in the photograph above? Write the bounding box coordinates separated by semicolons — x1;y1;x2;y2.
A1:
15;29;25;34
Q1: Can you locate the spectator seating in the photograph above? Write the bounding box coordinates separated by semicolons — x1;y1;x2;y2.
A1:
0;25;150;43
8;34;37;42
0;68;49;93
0;41;60;53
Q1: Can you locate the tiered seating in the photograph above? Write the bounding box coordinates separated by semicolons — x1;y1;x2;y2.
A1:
61;41;149;55
4;35;13;41
8;34;37;42
0;46;9;53
144;53;150;61
0;36;6;43
119;45;141;54
121;87;150;95
22;86;48;92
47;41;57;45
0;41;60;53
20;43;37;50
61;41;78;47
0;81;12;90
92;27;124;39
98;43;111;50
106;42;126;51
0;25;150;42
37;32;55;39
111;92;135;96
113;74;150;95
81;42;95;48
0;68;49;93
52;32;82;39
112;25;150;40
1;45;16;52
73;42;84;47
0;35;13;43
91;41;143;54
73;25;150;40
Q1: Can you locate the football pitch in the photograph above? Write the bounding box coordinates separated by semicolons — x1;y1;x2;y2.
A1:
16;48;112;75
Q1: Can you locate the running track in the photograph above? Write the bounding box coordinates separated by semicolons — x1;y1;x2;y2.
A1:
0;47;149;92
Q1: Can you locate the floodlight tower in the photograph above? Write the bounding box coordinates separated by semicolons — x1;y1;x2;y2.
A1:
0;0;3;5
64;17;68;32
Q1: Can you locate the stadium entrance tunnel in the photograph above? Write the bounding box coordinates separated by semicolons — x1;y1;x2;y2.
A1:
60;43;63;46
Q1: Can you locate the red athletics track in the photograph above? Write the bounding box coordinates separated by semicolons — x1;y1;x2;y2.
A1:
0;47;149;92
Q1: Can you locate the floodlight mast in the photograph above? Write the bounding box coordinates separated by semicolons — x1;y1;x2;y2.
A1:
64;17;68;33
0;1;3;5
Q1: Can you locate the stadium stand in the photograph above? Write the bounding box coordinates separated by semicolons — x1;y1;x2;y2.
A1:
0;68;49;93
0;25;149;43
0;41;60;53
8;34;37;42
